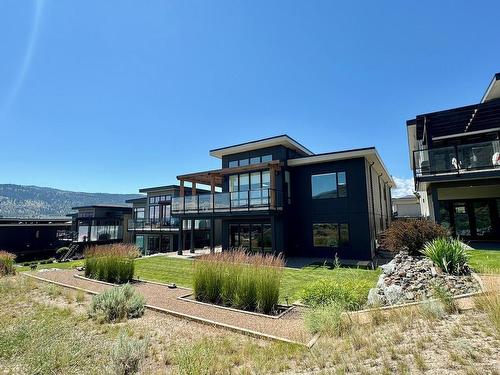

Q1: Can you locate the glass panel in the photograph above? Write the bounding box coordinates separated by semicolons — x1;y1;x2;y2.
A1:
250;189;264;206
198;194;212;212
261;154;272;162
338;172;347;197
147;236;160;254
149;205;159;219
339;224;349;246
135;235;144;253
473;201;492;237
228;160;238;168
240;224;250;250
250;224;263;253
184;196;198;212
439;201;452;232
250;157;261;165
229;175;238;192
160;235;170;252
239;174;250;191
262;170;270;188
171;197;183;213
250;172;261;190
311;173;337;199
453;202;471;236
263;224;272;253
229;225;239;248
457;141;500;170
237;191;248;208
313;223;339;247
214;192;230;210
239;159;249;166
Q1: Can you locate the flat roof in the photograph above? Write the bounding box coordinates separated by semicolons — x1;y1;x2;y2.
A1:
209;134;314;159
287;147;395;187
125;197;147;204
71;204;132;210
138;185;180;193
0;217;71;223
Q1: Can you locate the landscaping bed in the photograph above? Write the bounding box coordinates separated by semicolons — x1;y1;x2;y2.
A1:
368;251;482;306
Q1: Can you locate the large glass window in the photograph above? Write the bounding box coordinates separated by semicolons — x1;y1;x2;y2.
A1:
250;157;261;165
313;223;350;247
311;172;348;199
135;235;145;253
261;154;272;162
149;205;159;220
311;173;337;199
133;207;145;219
229;223;272;253
229;160;238;168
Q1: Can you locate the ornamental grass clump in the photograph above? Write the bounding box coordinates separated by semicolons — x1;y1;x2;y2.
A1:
192;250;284;314
422;237;470;275
0;251;16;277
84;244;139;284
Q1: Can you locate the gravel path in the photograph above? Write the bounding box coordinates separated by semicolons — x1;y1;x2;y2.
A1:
26;270;311;344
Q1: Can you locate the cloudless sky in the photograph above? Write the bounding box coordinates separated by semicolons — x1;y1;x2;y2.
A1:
1;0;499;194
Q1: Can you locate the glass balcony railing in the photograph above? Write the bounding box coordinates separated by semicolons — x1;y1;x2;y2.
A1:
413;140;500;177
127;217;180;231
171;189;283;214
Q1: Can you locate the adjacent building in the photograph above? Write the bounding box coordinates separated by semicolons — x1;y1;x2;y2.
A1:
407;73;500;240
171;135;394;260
126;185;220;254
392;195;422;219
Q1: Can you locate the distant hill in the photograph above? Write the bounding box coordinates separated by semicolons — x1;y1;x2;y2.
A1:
0;184;143;218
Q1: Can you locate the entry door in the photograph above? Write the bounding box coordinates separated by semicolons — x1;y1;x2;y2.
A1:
453;202;471;237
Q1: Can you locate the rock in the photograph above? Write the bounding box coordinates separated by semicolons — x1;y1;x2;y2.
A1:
430;267;437;277
383;284;404;305
367;288;382;306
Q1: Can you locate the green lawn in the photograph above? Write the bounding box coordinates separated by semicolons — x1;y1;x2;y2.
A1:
16;259;84;273
134;256;380;303
467;249;500;274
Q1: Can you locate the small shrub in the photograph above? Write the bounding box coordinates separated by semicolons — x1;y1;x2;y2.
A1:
301;276;372;310
420;299;446;320
110;330;148;375
379;219;448;255
304;302;350;336
88;284;145;323
84;244;139;284
422;237;470;275
0;251;16;276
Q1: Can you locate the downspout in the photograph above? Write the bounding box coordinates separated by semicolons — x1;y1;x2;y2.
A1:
368;162;376;236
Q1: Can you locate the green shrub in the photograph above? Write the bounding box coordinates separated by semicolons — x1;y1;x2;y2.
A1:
0;251;16;276
84;244;139;284
379;219;448;255
88;284;145;323
431;282;458;314
193;251;284;314
301;276;372;310
304;303;350;336
420;299;446;320
422;237;470;275
110;330;148;375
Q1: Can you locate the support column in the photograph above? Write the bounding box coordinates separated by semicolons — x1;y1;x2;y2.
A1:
269;167;276;208
210;218;215;253
430;186;441;223
179;180;185;197
177;219;183;255
190;219;195;253
192;182;197;196
271;216;276;255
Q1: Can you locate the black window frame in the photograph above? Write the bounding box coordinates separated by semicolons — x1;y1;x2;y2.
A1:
311;171;348;199
312;222;350;248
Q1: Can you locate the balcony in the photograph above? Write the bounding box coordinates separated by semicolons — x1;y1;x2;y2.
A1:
127;217;180;231
413;140;500;177
171;189;283;215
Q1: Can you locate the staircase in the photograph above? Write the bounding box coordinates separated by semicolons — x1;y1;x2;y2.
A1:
61;243;81;262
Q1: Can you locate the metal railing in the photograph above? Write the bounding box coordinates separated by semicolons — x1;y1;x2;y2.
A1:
127;217;180;231
171;189;283;214
56;230;78;241
413;140;500;177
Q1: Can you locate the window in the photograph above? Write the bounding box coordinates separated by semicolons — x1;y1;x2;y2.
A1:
250;157;261;164
337;172;347;197
229;155;272;167
133;207;145;219
311;173;337;199
313;223;349;247
229;160;238;168
229;223;272;253
261;154;272;162
135;235;145;253
311;172;348;199
239;158;249;166
149;205;159;220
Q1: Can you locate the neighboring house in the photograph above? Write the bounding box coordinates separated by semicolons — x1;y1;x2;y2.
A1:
65;205;133;245
126;185;220;255
407;73;500;240
392;195;422;218
171;135;394;261
0;217;71;260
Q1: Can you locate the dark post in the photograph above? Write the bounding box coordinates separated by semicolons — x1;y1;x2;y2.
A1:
177;219;183;255
190;219;195;253
210;218;215;254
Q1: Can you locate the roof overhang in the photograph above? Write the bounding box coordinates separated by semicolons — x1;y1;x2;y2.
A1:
209;135;313;159
481;73;500;103
287;147;395;187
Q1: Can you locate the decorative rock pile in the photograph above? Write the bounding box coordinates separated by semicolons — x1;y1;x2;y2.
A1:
368;251;481;306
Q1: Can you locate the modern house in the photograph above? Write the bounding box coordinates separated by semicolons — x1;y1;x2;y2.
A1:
62;205;133;248
407;73;500;240
171;135;394;260
127;185;220;254
0;217;71;260
392;195;422;219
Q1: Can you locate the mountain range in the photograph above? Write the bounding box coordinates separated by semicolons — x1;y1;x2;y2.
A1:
0;184;143;218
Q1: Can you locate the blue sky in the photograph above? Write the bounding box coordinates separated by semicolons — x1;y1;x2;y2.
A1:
1;0;499;195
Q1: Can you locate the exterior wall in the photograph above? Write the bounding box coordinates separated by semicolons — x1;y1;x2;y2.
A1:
392;198;422;218
287;157;373;260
